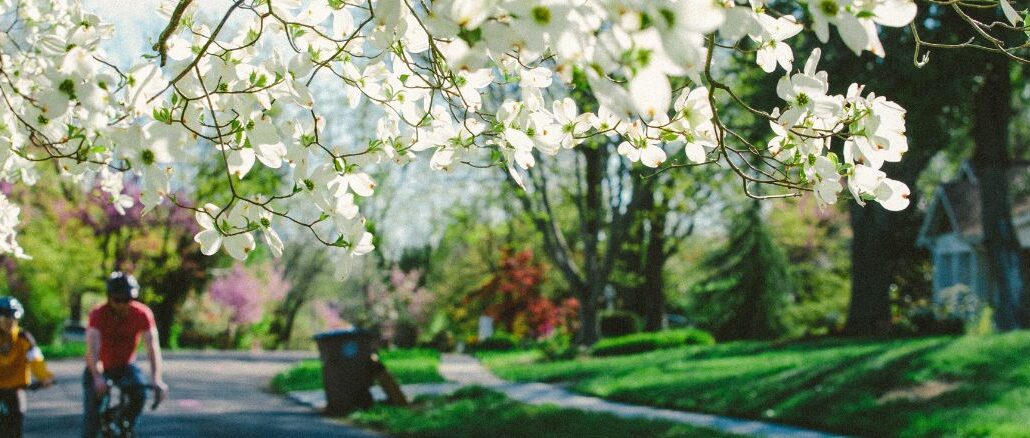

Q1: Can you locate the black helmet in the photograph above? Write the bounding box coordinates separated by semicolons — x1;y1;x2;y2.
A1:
106;271;140;301
0;296;24;320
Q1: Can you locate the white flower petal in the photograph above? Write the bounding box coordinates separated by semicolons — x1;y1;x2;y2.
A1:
640;144;667;168
264;227;284;258
629;68;671;121
876;179;911;211
837;16;871;56
227;147;257;179
223;232;255;260
504;128;534;151
874;0;919;27
684;142;707;163
351;231;375;256
345;172;376;197
194;229;222;256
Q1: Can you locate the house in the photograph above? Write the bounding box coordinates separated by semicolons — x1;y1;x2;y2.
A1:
916;162;1030;308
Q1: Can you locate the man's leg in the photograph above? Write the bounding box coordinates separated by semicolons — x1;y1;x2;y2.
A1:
113;364;147;432
81;368;101;438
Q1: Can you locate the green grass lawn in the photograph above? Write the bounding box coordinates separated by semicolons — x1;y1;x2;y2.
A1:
41;342;87;359
481;332;1030;437
349;386;739;438
272;348;444;393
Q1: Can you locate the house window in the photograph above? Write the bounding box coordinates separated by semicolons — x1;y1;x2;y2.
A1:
936;252;954;289
955;251;972;287
935;250;974;291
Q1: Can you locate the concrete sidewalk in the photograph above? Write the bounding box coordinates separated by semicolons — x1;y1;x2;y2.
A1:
290;353;845;438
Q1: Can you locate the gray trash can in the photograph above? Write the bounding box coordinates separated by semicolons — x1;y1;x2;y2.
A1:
313;328;379;415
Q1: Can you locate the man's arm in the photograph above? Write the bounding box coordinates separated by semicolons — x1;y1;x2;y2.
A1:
143;326;168;401
85;327;107;395
85;327;102;377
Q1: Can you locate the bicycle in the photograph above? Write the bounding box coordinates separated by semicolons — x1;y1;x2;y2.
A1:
0;381;50;437
97;380;162;438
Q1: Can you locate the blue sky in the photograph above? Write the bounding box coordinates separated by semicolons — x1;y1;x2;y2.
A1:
86;0;168;68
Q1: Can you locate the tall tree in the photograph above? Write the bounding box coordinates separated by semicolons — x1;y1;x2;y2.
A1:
970;55;1028;329
690;201;793;339
511;141;618;345
267;242;333;349
826;20;976;335
613;166;716;331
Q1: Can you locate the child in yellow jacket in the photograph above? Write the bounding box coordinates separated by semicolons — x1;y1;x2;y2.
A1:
0;296;53;438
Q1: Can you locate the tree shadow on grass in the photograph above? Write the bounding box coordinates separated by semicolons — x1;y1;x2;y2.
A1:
832;333;1030;437
588;364;797;411
531;333;1030;437
762;339;953;436
764;333;1030;436
578;337;959;436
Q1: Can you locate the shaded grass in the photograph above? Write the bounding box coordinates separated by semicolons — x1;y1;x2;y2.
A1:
482;333;1030;437
349;386;739;438
272;348;444;393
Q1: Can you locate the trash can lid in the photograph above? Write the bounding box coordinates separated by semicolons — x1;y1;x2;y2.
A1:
312;327;374;341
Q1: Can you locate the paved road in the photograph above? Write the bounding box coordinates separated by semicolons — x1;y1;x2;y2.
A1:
23;352;381;437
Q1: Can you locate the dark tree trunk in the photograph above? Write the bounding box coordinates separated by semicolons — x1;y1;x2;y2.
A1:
578;146;605;345
641;210;667;331
843;84;947;336
612;167;676;332
152;299;178;348
618;172;654;323
69;292;83;323
271;297;305;349
970;57;1026;330
150;268;200;348
845;203;895;335
268;248;330;349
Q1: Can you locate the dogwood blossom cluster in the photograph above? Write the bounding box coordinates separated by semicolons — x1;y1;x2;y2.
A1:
0;0;1014;260
767;49;910;208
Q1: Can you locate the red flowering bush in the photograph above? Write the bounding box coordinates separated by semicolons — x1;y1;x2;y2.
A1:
468;248;577;340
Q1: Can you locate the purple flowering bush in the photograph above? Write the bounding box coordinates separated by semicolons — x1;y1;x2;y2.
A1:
205;262;291;348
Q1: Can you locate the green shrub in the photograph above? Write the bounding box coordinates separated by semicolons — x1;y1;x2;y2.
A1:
472;333;520;351
591;328;715;357
538;332;578;361
419;330;455;351
598;311;642;338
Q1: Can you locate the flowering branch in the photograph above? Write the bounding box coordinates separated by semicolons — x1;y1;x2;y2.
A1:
0;0;1024;261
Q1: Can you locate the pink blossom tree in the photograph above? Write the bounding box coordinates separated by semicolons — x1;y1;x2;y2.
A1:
208;262;291;347
364;266;433;347
311;299;348;332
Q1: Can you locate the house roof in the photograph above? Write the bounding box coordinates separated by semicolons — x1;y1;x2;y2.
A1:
917;161;1030;248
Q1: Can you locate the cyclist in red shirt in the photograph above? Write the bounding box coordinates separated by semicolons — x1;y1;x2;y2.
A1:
82;272;168;438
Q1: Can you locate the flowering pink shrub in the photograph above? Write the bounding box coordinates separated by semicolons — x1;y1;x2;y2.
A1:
208;263;290;325
364;265;433;344
312;299;347;331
